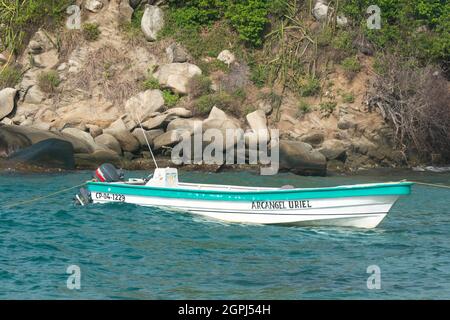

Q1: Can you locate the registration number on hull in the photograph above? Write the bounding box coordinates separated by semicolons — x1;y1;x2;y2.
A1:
94;192;126;202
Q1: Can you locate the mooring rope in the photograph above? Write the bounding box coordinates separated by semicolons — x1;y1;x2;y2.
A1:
409;181;450;189
0;182;86;210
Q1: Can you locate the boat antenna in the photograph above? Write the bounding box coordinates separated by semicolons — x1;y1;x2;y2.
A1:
133;110;159;169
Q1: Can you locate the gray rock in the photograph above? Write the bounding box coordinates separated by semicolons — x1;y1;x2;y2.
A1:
313;1;329;21
119;0;134;23
0;88;18;120
7;138;75;169
95;133;122;155
85;0;103;13
217;50;236;66
61;127;99;152
86;124;103;138
104;129;140;153
257;100;273;115
153;130;184;150
299;131;324;146
141;5;164;41
246;110;267;132
141;113;170;130
164;107;192;118
153;63;202;94
124;89;165;121
132;128;164;149
166;43;188;63
166;118;202;133
319;139;347;161
279;140;327;176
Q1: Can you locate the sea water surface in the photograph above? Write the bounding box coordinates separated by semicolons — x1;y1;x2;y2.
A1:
0;169;449;299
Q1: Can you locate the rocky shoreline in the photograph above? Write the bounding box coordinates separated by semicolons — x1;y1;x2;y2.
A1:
1;1;428;176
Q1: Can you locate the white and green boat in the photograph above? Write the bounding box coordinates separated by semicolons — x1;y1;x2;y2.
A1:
80;165;412;229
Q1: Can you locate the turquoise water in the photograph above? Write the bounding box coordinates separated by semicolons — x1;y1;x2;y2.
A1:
0;170;449;299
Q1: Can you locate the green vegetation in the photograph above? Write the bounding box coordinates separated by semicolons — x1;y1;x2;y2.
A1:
82;23;101;42
297;101;312;117
341;92;355;104
341;0;450;66
0;65;22;89
162;89;180;107
37;70;60;93
194;91;241;116
341;56;362;79
319;101;337;115
142;76;160;90
187;74;212;98
250;65;269;88
300;77;321;97
0;0;72;54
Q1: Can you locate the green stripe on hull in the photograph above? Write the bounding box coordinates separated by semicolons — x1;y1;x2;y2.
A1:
86;181;412;202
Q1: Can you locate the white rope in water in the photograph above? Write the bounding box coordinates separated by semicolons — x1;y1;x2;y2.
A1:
409;181;450;189
1;183;87;210
133;111;159;169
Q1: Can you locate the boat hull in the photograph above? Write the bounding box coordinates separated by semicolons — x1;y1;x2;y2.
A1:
86;182;412;228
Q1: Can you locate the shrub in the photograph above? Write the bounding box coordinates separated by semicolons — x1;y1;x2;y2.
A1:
188;74;212;98
0;0;72;54
225;0;269;47
319;101;337;115
0;65;22;89
341;56;361;79
162;89;180;108
297;101;312;117
194;92;241;116
300;77;321;97
82;23;101;41
341;92;355;103
37;70;60;93
250;64;269;88
142;76;160;90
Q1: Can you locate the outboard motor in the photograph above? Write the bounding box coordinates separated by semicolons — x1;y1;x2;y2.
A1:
94;163;124;182
74;187;92;206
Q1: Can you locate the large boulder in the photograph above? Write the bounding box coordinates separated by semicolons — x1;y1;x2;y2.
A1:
0;125;31;157
279;140;327;176
166;43;188;63
299;130;325;147
319;139;347;161
246;110;267;132
103;129;140;153
95;133;122;155
61;127;99;152
7;138;75;169
0;88;18;120
153;130;185;150
132;128;164;149
141;5;164;41
0;124;94;154
166;118;202;133
153;63;202;94
124;89;164;121
141;113;171;130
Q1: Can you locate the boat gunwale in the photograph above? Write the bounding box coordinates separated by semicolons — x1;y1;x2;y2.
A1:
86;180;413;196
